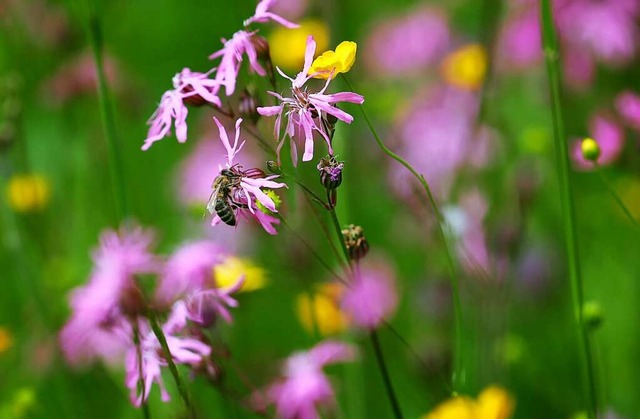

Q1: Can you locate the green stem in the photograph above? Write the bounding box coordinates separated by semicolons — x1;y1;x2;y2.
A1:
148;313;193;415
86;0;129;221
133;324;151;419
370;330;403;419
342;75;465;392
594;165;638;227
539;1;598;417
328;201;350;268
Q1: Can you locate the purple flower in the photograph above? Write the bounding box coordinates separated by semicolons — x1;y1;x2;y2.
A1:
257;36;364;165
496;9;541;71
363;7;450;78
571;113;625;170
59;225;160;366
341;262;398;329
143;68;221;150
125;310;211;407
208;117;286;234
183;276;245;326
209;30;266;96
244;0;300;28
155;240;227;305
259;340;356;419
615;91;640;131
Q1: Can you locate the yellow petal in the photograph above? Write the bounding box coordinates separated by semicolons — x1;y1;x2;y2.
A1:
476;386;515;419
422;396;477;419
213;257;267;292
441;44;487;91
335;41;357;73
268;19;330;71
296;283;348;336
309;40;358;79
6;174;51;213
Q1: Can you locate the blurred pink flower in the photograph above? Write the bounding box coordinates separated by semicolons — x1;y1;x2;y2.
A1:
43;52;119;106
496;9;541;71
210;30;266;96
258;36;364;164
391;86;482;199
268;0;308;22
341;262;398;329
562;47;595;90
143;68;221;150
559;0;639;65
155;240;226;305
244;0;300;28
363;7;450;77
615;91;640;131
259;340;356;419
208;117;286;234
183;276;245;326
571;114;625;170
125;308;211;407
60;225;160;366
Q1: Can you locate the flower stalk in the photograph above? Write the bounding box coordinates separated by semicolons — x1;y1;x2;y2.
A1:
342;74;465;393
594;164;638;228
539;0;598;417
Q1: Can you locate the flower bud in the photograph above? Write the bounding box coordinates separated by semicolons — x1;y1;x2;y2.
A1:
250;34;271;61
582;301;603;331
581;137;600;162
267;160;282;174
342;224;369;261
317;155;344;190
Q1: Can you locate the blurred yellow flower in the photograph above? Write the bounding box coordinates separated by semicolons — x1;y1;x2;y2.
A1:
268;18;330;71
296;283;348;336
309;41;357;79
0;327;13;354
423;386;514;419
6;174;51;213
441;44;487;91
214;257;266;292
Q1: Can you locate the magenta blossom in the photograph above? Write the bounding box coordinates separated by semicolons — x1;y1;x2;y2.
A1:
143;68;221;150
615;91;640;131
59;225;160;366
259;340;356;419
125;307;211;407
210;30;266;96
207;117;286;234
183;275;245;326
257;36;364;165
155;240;227;305
341;261;398;330
363;7;450;78
244;0;299;28
571;113;625;170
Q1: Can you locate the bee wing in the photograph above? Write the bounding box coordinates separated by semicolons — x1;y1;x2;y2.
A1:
206;182;222;215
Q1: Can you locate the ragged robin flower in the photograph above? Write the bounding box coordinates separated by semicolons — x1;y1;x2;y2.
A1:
207;117;286;234
257;36;364;165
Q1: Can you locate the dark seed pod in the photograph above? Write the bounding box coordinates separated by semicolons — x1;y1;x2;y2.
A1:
342;224;369;261
317;155;344;190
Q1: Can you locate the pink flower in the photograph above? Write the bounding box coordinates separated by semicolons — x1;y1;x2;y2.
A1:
260;340;356;419
125;309;211;407
155;240;227;305
209;30;266;97
268;0;308;23
183;276;245;326
143;68;221;150
571;113;625;170
257;36;364;165
559;0;638;65
615;91;640;131
496;9;541;71
59;225;160;366
341;262;398;329
244;0;300;28
208;117;286;234
363;7;450;78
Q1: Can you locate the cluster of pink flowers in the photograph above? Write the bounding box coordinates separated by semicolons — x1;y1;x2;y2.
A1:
59;227;245;406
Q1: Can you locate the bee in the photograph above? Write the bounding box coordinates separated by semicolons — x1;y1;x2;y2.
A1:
207;169;241;226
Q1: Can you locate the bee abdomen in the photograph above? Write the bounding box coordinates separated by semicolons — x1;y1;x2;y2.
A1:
215;199;236;226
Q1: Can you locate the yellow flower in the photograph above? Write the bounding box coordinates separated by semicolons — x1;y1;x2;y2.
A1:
214;257;266;292
6;174;51;212
580;137;601;162
0;327;13;354
441;44;487;91
422;386;514;419
296;283;348;336
268;18;330;71
309;41;357;79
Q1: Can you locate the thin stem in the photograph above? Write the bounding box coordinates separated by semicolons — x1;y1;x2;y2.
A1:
342;75;465;392
594;164;638;227
148;313;194;415
370;330;403;419
539;1;598;417
133;323;151;419
328;202;350;268
85;0;129;221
